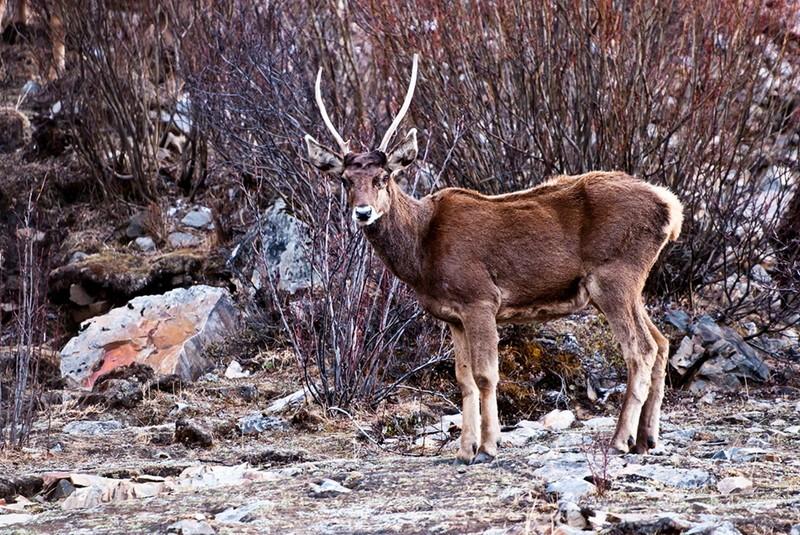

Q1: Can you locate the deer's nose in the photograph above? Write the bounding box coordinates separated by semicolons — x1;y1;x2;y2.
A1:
354;205;373;222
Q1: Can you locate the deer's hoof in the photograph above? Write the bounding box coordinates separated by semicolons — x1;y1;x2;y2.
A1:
471;451;496;465
455;445;476;465
634;436;657;454
610;440;630;455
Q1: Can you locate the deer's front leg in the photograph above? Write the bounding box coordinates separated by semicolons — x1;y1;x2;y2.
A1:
450;324;480;464
463;312;501;464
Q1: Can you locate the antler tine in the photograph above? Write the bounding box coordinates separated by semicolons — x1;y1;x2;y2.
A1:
314;67;350;156
378;53;419;153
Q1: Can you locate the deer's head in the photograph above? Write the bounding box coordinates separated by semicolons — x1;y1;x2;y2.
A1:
304;55;419;226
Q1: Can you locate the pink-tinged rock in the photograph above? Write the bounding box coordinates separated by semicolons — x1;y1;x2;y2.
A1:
60;286;239;388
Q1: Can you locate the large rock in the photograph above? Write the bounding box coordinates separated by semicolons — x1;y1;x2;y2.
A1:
60;286;239;388
669;315;770;393
231;199;312;295
181;208;214;230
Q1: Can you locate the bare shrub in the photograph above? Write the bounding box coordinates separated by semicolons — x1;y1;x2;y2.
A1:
581;432;613;496
358;0;800;330
49;0;205;202
0;188;50;449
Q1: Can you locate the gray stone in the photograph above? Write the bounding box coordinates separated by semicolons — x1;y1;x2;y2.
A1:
244;198;312;294
310;479;352;498
96;378;144;409
545;478;595;500
175;418;213;448
620;464;714;489
558;501;589;529
0;514;35;527
417;414;462;443
790;524;800;535
711;447;769;462
532;459;590;481
672;315;770;392
238;413;288;435
224;360;250;379
343;471;365;489
614;516;693;534
169;402;190;416
745;437;771;448
167;519;216;534
181;208;214;230
60;286;239;387
49;479;75;501
686;521;743;535
670;336;703;375
665;308;691;332
214;501;266;523
135;236;156;252
266;389;307;413
581;416;615;430
542;409;575;431
553;433;592;448
63;420;123;436
126;213;147;239
693;315;725;344
717;476;752;494
500;421;548;447
168;231;201;248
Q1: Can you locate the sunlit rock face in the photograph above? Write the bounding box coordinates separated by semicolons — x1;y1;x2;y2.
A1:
60;285;239;388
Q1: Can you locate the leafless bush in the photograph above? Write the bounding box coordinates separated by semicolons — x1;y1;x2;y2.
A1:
357;0;800;330
48;0;205;201
582;432;613;496
0;187;49;449
260;209;448;408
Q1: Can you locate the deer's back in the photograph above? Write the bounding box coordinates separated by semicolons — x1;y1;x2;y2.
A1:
417;171;676;310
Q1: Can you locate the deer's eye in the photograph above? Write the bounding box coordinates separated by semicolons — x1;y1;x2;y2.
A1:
373;175;386;188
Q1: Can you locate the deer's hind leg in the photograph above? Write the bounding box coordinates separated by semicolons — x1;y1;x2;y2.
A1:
635;314;669;453
587;272;658;453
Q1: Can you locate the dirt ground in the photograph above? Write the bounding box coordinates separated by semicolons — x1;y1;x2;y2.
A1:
1;352;799;535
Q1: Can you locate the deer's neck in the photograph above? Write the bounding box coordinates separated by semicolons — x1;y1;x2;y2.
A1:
363;181;429;287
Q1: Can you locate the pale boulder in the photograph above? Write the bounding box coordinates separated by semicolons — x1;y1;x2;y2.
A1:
60;286;239;388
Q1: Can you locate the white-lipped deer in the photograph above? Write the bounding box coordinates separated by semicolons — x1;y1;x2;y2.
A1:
304;55;683;464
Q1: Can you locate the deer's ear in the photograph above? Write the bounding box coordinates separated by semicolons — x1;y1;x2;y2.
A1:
386;128;418;173
305;135;344;176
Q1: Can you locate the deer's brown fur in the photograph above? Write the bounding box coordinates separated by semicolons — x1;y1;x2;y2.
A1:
308;57;683;464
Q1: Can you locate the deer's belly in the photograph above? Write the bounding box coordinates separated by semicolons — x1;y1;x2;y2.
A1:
496;302;584;324
496;277;591;324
